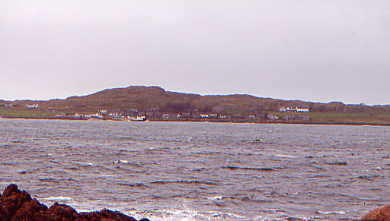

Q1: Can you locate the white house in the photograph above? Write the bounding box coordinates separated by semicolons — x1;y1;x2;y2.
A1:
280;106;310;112
26;104;39;109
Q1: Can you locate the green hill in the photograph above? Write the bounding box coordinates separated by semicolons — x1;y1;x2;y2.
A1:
1;86;390;124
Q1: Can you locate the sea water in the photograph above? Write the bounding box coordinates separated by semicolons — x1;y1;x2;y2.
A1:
0;119;389;220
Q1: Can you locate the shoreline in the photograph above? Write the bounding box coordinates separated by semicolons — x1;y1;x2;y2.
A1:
0;184;148;221
0;183;384;220
1;116;390;126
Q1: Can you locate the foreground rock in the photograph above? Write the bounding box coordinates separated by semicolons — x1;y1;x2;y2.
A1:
362;204;390;221
0;184;149;221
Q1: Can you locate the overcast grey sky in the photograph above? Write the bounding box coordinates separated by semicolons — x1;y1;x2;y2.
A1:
1;0;389;104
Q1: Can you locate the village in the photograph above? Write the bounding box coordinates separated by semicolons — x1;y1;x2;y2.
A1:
0;101;316;122
0;102;312;122
52;106;312;122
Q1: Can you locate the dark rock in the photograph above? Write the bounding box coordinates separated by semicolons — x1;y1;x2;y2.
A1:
44;203;79;221
12;198;48;220
362;204;390;221
0;184;148;221
0;184;34;220
2;184;21;198
78;209;137;221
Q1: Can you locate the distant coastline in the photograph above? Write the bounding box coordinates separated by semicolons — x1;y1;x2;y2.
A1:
1;85;390;125
1;115;390;127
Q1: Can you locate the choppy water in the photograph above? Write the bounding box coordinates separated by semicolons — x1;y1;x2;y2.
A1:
0;119;389;220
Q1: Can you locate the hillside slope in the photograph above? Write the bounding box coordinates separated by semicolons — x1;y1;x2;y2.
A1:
1;86;390;123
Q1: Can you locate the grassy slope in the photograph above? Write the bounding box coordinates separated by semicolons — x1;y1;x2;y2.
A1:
274;112;390;124
0;108;60;118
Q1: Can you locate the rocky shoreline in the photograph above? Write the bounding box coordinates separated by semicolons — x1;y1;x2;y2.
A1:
361;205;390;221
0;184;149;221
1;184;389;220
